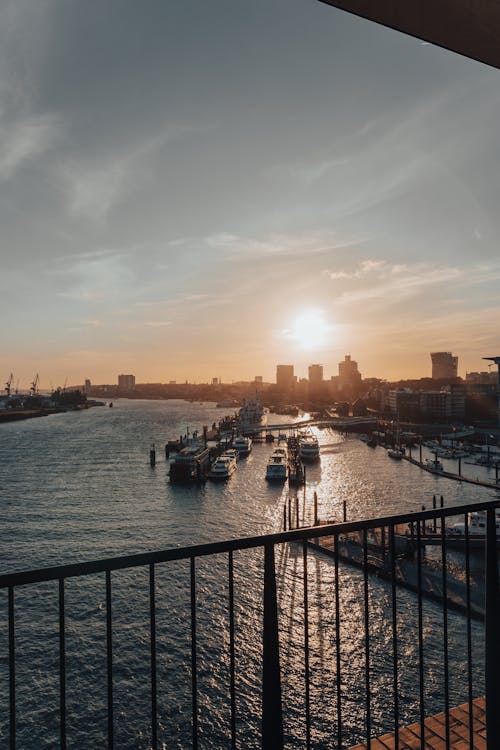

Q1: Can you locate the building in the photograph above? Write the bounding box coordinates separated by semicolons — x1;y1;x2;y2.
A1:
276;365;295;391
308;364;323;385
431;352;458;380
388;385;465;421
337;355;362;390
118;374;136;391
84;379;91;392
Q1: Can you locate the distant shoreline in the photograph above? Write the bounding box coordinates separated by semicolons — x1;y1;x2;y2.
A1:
0;402;105;424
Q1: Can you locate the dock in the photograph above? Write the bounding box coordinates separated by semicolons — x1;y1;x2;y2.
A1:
349;696;486;749
403;454;500;492
308;526;486;620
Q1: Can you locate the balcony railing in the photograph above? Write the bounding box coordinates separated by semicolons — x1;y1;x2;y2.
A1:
1;498;500;749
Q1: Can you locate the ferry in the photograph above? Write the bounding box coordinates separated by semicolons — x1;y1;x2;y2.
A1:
169;440;211;482
238;395;266;431
233;435;252;456
299;433;320;462
208;453;237;480
265;451;288;481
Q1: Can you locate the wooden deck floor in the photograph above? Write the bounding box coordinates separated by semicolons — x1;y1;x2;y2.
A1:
349;696;486;749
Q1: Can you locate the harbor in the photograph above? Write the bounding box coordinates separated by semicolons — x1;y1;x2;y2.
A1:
0;398;497;748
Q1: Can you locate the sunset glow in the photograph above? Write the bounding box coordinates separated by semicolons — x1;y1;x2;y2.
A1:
1;1;499;388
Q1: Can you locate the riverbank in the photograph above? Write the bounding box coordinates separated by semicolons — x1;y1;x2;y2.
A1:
0;401;105;424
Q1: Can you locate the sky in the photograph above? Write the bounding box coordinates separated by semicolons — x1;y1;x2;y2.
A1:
1;0;500;390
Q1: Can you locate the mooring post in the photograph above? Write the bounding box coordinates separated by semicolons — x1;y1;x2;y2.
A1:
150;443;156;467
485;507;500;749
313;491;318;526
288;496;292;530
343;500;347;523
458;456;462;477
283;502;287;531
433;496;437;533
295;496;299;529
419;442;422;464
262;544;284;750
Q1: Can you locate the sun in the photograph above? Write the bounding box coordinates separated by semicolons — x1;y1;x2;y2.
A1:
287;309;333;350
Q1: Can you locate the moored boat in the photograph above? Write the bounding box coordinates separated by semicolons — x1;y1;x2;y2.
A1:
265;452;288;481
208;453;237;480
299;433;320;462
169;440;211;482
233;435;252;456
238;395;266;431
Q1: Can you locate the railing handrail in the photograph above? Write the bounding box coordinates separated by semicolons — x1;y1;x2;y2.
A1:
2;496;499;589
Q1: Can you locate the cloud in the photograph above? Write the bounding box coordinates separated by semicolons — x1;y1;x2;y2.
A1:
59;125;196;221
0;113;60;180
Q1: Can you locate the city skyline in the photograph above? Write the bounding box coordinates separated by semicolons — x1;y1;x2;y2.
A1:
2;1;500;387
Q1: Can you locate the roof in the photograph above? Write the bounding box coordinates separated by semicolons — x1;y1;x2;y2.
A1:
319;0;500;70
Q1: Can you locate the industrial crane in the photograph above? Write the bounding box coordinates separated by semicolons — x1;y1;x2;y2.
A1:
30;373;39;397
5;373;13;397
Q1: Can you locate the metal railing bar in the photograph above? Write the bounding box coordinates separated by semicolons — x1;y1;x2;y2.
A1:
262;543;283;750
149;564;158;750
334;534;342;749
416;522;425;750
228;551;236;750
363;529;371;749
190;557;198;750
3;500;500;589
440;514;450;750
59;578;66;750
302;541;311;750
485;506;500;749
389;525;398;748
464;514;474;750
106;570;114;750
8;585;15;750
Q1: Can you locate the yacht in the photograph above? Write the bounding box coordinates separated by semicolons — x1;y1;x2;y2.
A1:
233;435;252;456
299;434;320;462
208;453;237;480
265;452;288;481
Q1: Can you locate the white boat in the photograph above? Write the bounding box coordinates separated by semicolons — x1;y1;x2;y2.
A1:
233;435;252;456
238;395;266;431
388;448;404;460
222;448;239;463
299;434;320;462
208;454;237;480
265;452;288;481
447;510;500;539
425;457;444;472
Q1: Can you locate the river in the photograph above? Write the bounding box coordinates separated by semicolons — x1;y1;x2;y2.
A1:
0;400;496;748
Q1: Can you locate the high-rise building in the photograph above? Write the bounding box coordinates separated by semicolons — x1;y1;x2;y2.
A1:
431;352;458;380
276;365;295;391
338;355;362;388
308;364;323;385
118;374;136;391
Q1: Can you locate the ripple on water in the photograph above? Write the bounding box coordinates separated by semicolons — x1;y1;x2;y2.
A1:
0;402;491;747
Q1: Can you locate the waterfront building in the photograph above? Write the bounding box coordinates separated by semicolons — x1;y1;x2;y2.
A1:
276;364;295;391
118;374;136;391
308;364;323;385
431;351;458;380
336;354;362;394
